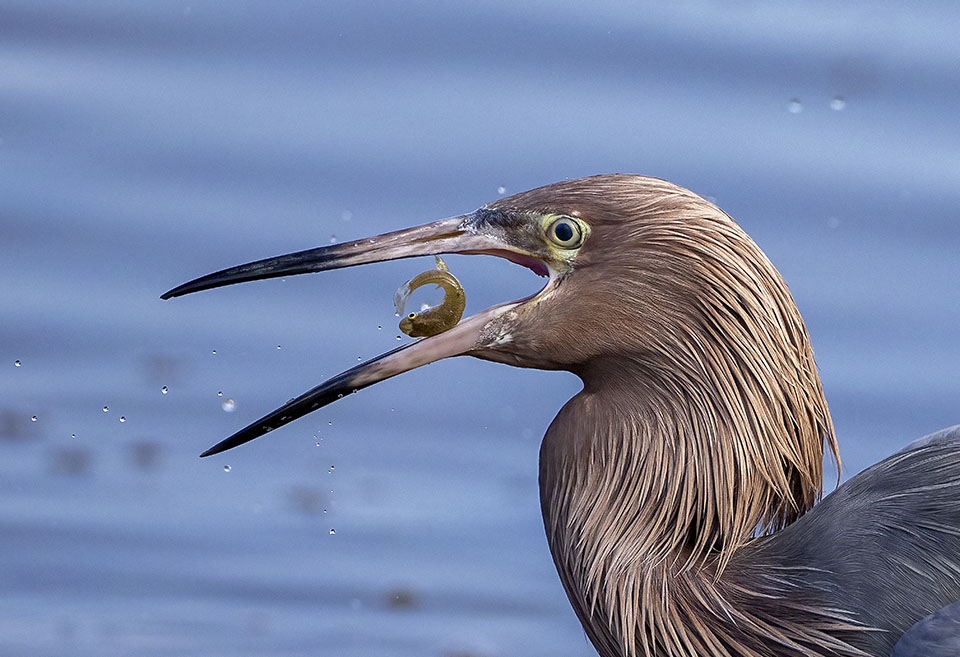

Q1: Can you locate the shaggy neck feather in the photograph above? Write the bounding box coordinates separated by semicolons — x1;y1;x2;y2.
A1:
538;362;855;657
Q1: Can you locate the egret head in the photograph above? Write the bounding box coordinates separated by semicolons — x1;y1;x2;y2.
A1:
162;174;838;534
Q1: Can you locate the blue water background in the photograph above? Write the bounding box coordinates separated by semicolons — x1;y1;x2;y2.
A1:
1;2;958;655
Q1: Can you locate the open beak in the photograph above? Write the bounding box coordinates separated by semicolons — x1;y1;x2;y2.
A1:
161;212;542;457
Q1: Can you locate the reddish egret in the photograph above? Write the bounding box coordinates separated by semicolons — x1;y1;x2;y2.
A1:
163;175;960;657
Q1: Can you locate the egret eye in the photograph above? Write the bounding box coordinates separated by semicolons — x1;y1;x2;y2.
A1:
547;216;583;248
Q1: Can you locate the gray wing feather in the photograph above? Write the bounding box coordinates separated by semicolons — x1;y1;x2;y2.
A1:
891;599;960;657
896;424;960;454
748;425;960;657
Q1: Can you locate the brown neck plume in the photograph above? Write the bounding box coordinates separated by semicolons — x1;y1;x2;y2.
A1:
535;178;841;656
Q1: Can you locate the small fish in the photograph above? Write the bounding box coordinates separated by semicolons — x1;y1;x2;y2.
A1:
394;256;466;337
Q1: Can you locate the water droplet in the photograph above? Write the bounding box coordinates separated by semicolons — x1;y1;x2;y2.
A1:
221;398;236;412
497;185;506;195
31;415;37;422
223;465;232;472
14;360;21;367
71;433;76;439
315;441;322;447
102;406;109;413
217;391;223;397
322;508;327;514
788;98;803;114
328;465;335;473
357;355;362;361
161;386;168;395
830;96;846;111
327;421;332;426
211;349;217;355
390;408;395;412
329;528;336;535
119;416;126;423
330;234;337;243
276;345;282;350
377;325;382;330
396;335;402;341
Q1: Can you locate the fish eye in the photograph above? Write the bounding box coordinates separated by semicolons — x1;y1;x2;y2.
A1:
546;216;584;248
408;313;416;319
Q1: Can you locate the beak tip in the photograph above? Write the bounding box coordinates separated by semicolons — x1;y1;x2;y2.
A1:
161;281;196;299
199;446;221;458
160;284;186;300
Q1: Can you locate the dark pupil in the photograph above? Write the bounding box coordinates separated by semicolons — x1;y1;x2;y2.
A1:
554;221;574;242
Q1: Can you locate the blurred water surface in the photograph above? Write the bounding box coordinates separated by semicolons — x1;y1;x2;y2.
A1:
1;2;959;656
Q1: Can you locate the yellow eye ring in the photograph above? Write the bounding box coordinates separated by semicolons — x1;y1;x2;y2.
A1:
546;216;584;249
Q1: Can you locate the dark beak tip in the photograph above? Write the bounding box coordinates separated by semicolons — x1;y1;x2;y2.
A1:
160;281;192;299
200;440;235;458
161;279;208;300
199;436;244;458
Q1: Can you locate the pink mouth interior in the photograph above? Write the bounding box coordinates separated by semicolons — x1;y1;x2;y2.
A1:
464;248;550;277
508;253;550;278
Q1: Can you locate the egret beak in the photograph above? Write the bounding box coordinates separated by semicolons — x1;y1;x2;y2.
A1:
161;212;540;457
164;215;481;299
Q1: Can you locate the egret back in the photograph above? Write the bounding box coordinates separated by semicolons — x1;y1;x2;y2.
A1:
741;425;960;657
